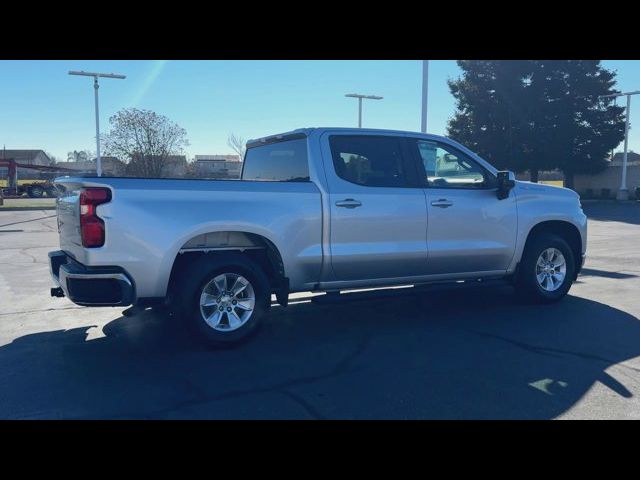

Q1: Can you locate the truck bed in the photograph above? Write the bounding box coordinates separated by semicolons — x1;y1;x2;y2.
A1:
54;176;324;298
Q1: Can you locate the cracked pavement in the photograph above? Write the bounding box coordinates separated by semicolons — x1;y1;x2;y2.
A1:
0;203;639;419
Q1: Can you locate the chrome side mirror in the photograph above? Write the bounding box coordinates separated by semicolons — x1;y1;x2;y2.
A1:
496;171;516;200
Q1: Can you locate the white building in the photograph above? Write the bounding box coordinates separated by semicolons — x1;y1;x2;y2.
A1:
194;155;242;178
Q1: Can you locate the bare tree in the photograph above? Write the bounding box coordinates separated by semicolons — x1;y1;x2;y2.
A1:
103;108;189;178
45;152;59;166
227;133;246;160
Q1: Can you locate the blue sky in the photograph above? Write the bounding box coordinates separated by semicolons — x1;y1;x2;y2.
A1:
1;60;638;161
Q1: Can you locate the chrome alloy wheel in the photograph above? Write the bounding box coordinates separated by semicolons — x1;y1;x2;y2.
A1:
535;248;567;292
199;273;255;331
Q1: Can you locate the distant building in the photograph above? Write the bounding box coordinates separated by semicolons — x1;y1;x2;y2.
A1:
124;154;188;177
0;149;52;179
194;155;242;178
161;155;188;177
574;151;640;199
55;161;95;174
610;151;640;165
0;149;51;166
515;170;564;182
57;157;126;176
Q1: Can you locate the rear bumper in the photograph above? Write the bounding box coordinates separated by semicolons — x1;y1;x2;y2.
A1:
48;250;135;306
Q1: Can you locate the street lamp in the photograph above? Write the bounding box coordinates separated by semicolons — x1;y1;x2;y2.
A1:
345;93;383;128
69;70;126;177
421;60;429;133
599;90;640;200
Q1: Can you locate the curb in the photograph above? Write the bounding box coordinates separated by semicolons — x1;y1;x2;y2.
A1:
0;207;56;212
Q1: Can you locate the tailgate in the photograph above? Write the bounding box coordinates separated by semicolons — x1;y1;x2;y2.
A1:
55;182;83;257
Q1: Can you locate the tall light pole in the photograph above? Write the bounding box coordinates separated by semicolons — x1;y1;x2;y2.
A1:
345;93;383;128
69;70;126;177
421;60;429;133
600;90;640;200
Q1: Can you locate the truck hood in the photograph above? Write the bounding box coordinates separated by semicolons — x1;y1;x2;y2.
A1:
514;180;580;201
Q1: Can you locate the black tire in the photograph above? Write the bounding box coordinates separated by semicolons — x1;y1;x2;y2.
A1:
515;233;575;303
176;252;271;348
27;185;44;198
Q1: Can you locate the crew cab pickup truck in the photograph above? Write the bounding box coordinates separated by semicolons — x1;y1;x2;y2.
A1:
49;128;587;346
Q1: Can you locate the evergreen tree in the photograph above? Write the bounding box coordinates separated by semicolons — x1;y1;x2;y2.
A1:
447;60;625;187
538;60;625;188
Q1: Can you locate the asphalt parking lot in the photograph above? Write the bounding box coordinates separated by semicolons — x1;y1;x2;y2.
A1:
1;202;639;419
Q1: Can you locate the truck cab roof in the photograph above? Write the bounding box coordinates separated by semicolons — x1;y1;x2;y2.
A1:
246;127;452;148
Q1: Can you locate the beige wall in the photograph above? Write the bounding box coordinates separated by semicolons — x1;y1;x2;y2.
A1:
574;163;640;198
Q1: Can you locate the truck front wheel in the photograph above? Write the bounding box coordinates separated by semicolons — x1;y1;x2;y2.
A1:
177;253;271;347
515;233;575;303
27;185;45;198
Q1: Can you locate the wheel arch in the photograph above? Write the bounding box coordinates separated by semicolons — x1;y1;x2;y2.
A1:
166;230;286;301
521;220;583;277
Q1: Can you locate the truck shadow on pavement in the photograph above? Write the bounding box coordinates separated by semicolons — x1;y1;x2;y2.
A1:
1;286;639;419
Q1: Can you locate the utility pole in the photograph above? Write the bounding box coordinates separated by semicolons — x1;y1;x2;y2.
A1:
421;60;429;133
600;90;640;200
345;93;383;128
69;70;126;177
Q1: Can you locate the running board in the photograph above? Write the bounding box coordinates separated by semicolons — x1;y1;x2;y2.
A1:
310;278;512;305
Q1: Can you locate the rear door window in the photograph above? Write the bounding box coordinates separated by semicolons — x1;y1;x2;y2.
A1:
241;138;309;182
329;135;410;188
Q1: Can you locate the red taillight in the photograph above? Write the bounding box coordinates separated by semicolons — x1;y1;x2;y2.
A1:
79;188;111;248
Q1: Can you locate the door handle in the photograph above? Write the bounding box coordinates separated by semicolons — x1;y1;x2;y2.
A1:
335;198;362;209
431;199;453;208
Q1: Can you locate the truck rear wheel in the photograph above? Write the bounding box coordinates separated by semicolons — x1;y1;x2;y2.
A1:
515;232;575;303
27;185;45;198
177;253;271;347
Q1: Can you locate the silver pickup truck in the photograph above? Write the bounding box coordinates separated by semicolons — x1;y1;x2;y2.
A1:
49;127;587;346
